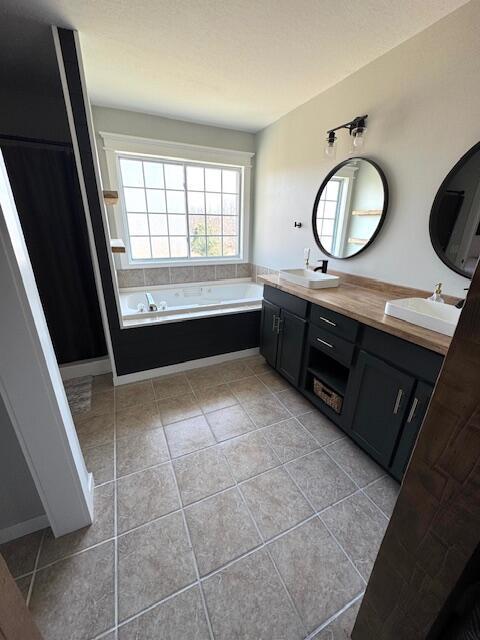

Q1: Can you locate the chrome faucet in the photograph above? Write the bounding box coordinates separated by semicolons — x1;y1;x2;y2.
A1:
145;292;158;312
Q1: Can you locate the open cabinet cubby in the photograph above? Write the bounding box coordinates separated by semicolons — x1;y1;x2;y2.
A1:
302;345;351;418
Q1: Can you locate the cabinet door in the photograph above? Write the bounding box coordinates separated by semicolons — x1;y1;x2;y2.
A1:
348;351;415;468
259;299;280;367
390;381;433;480
277;309;307;386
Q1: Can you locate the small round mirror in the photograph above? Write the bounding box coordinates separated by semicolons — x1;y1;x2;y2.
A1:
430;142;480;279
312;157;388;259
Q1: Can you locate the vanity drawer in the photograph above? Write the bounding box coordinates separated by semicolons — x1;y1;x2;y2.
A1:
308;324;355;366
263;285;308;319
310;304;359;342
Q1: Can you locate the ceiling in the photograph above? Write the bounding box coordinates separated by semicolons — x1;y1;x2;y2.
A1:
1;0;470;132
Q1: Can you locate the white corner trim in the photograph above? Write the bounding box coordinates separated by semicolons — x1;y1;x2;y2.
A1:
114;347;260;386
99;131;255;167
60;357;112;381
0;514;49;544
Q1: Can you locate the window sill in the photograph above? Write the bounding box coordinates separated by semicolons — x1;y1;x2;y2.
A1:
124;258;248;269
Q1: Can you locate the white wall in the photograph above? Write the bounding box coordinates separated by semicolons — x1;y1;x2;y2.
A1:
92;105;255;189
0;394;44;535
253;0;480;297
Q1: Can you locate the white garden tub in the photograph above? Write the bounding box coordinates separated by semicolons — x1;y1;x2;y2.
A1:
119;279;263;326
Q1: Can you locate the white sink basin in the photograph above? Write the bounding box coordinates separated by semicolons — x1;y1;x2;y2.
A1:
384;298;461;336
279;268;340;290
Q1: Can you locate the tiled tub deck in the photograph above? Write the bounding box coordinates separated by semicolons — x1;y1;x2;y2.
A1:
1;356;399;640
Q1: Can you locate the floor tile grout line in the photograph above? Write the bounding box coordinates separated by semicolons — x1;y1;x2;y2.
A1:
321;446;391;521
277;444;368;588
222;450;309;637
303;592;365;640
162;395;216;640
25;528;45;608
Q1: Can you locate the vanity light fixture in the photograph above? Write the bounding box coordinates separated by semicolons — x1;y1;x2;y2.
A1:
324;115;368;157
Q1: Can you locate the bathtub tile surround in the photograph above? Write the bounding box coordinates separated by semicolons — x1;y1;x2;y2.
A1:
117;262;253;289
3;358;397;638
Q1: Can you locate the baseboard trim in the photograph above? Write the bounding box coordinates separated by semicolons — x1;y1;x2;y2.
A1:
114;347;260;386
0;514;49;544
60;357;111;381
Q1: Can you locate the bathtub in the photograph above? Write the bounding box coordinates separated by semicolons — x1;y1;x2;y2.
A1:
119;279;263;326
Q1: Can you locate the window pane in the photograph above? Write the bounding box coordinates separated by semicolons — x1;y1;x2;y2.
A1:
120;159;143;187
170;237;188;258
206;215;221;235
207;237;221;257
187;191;205;214
130;236;151;259
143;162;164;188
151;237;170;258
164;164;184;189
222;216;238;236
166;190;186;213
322;218;335;236
223;237;238;256
326;180;340;200
324;201;337;218
189;215;206;235
186;166;204;191
206;192;221;214
168;214;187;235
222;194;238;215
124;188;146;212
205;168;221;192
127;213;149;236
316;200;325;218
321;235;333;252
222;170;238;193
149;214;168;235
190;236;206;257
146;189;166;213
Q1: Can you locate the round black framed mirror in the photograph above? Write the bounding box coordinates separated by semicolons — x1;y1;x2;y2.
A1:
312;157;388;259
429;142;480;279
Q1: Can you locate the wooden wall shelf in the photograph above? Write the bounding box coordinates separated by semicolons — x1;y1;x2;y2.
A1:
351;209;382;216
110;239;126;254
348;237;368;246
103;190;119;205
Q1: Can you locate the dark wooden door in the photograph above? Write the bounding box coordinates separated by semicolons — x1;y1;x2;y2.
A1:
277;309;307;386
349;350;415;468
259;300;280;368
390;380;433;480
0;554;42;639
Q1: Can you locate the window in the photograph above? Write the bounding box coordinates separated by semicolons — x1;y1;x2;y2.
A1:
118;155;243;261
316;177;344;253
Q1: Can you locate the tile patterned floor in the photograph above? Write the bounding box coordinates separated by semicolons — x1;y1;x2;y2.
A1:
1;355;400;640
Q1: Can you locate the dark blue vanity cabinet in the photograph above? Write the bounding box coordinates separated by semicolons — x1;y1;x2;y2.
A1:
260;285;443;480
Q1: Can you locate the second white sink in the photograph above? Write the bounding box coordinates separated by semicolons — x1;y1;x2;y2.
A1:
279;268;340;289
384;297;461;336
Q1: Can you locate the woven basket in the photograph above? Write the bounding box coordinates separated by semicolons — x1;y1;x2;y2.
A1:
313;378;343;414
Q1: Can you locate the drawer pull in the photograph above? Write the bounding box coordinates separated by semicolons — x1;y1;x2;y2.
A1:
393;389;404;415
407;397;419;423
316;337;334;349
319;315;337;327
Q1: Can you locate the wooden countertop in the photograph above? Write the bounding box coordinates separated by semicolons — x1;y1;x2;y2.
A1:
259;273;454;355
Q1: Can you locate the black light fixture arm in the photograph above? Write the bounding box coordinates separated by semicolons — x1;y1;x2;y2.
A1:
327;115;368;138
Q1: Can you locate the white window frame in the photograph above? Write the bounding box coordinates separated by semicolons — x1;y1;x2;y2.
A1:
100;132;254;268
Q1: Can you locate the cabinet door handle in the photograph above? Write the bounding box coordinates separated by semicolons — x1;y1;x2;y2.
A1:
272;315;277;332
319;316;337;327
407;397;419;423
277;318;283;334
316;337;334;349
393;389;404;415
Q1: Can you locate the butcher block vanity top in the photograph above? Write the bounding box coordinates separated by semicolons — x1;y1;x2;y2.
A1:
259;272;457;355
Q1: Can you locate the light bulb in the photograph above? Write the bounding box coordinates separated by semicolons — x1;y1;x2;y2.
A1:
324;132;337;159
350;126;366;153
